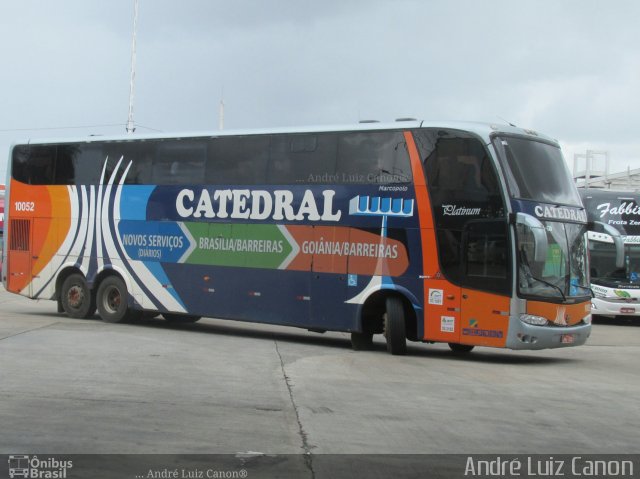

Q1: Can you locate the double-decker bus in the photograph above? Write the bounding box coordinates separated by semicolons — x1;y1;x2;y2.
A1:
3;121;611;354
580;188;640;318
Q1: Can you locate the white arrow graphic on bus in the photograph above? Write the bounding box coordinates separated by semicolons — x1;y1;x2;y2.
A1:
346;195;414;305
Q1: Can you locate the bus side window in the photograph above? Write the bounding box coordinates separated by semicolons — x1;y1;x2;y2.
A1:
109;142;153;185
54;145;77;185
464;220;509;282
267;133;337;184
22;146;56;185
336;131;412;184
426;138;497;197
417;130;509;294
62;144;105;185
207;135;270;185
153;139;206;185
11;146;32;184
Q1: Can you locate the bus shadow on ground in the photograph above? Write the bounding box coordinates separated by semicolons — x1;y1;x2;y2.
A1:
31;310;576;365
592;315;640;327
103;313;575;365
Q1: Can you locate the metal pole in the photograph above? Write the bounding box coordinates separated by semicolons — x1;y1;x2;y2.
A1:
126;0;139;134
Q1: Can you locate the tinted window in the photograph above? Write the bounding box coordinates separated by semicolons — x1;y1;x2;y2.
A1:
11;145;36;184
152;140;206;185
12;130;414;187
267;134;337;184
207;135;269;184
421;132;505;229
426;138;498;192
337;131;411;184
102;141;153;184
12;145;56;184
494;136;581;206
464;220;510;293
414;129;509;293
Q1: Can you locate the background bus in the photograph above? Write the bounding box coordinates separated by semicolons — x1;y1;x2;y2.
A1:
3;121;603;354
580;188;640;318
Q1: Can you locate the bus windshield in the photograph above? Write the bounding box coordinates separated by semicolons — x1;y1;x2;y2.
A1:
590;241;640;285
494;136;582;206
517;221;590;300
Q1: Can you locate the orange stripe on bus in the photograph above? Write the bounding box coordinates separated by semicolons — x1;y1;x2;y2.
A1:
405;131;437;277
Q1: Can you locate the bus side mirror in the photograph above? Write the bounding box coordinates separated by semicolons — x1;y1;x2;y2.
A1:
514;213;548;265
589;221;625;269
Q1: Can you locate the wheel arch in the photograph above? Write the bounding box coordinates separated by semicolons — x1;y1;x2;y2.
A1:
56;264;134;298
92;266;134;304
55;265;86;301
357;286;421;341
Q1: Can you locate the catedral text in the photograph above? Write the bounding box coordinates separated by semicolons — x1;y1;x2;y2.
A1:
534;205;587;222
176;188;342;222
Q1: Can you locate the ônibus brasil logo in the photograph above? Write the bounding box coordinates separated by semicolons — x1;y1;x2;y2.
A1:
8;455;73;479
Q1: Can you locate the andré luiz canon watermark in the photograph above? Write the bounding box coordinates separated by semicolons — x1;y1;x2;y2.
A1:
136;467;248;479
7;455;73;478
464;456;636;477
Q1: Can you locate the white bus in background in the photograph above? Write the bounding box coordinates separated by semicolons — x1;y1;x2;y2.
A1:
580;189;640;318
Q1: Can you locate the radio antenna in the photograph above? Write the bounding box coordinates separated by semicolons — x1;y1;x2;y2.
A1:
126;0;139;134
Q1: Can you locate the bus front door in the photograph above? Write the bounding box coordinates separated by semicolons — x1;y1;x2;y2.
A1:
460;289;510;348
423;279;462;344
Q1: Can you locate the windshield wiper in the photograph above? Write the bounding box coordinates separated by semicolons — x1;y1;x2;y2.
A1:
567;282;595;298
520;249;567;301
529;274;567;302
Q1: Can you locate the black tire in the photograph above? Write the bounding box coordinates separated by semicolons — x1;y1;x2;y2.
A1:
96;276;131;323
384;296;407;355
60;273;96;319
351;331;374;350
448;343;474;354
163;313;201;323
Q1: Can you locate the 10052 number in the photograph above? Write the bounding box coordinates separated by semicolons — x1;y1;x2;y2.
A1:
14;201;35;212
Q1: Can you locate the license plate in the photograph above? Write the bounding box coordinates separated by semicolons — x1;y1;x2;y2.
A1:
561;334;575;344
620;307;635;314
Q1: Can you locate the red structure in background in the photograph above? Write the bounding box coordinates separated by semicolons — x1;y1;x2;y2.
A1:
1;185;4;271
0;185;5;232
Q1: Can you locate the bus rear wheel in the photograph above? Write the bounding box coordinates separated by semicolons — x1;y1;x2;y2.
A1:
61;273;96;319
97;276;131;323
384;296;407;355
163;313;201;323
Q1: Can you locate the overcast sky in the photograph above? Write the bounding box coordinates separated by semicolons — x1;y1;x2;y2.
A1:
1;0;639;181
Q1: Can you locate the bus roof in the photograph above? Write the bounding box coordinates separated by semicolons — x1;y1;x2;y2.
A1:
10;120;558;149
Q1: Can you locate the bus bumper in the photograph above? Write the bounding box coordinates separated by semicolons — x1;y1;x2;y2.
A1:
505;317;592;350
591;297;640;317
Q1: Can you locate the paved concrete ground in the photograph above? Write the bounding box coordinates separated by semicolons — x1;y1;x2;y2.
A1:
1;286;639;461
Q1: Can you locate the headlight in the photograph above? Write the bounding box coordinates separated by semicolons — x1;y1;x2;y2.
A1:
582;314;592;325
519;314;549;326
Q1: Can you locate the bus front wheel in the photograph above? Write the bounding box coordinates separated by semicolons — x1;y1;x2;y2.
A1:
384;296;407;355
61;273;96;319
97;276;131;323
